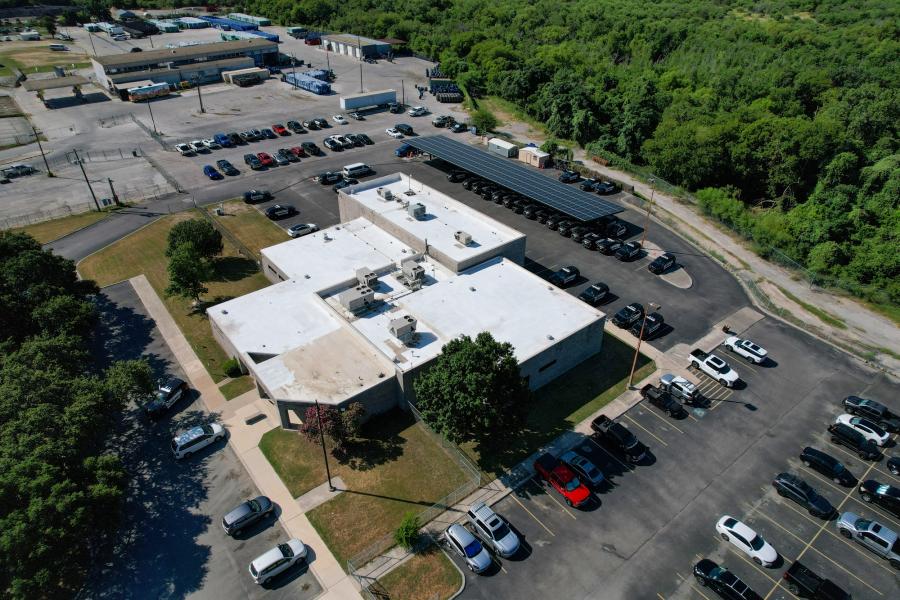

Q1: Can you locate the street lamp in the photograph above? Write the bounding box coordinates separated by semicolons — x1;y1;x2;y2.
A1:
639;177;656;248
629;302;660;388
314;399;335;491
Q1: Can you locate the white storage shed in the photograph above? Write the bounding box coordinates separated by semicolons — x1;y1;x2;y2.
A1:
487;137;518;158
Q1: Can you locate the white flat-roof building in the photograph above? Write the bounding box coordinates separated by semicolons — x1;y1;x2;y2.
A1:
210;175;605;428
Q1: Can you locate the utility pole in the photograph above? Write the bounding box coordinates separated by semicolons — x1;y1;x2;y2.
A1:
148;35;154;49
87;32;96;56
107;178;120;205
72;149;101;212
31;124;52;177
314;399;335;492
195;78;205;113
147;99;158;134
639;178;656;248
629;302;660;388
401;79;405;106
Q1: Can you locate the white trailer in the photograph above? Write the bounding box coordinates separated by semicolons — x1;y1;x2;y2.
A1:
488;137;518;158
339;89;397;110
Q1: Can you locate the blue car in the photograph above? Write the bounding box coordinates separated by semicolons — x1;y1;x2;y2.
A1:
203;165;223;180
395;143;413;157
214;132;233;148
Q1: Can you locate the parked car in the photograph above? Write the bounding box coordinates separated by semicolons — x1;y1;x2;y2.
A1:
827;423;881;460
171;423;226;459
842;396;900;433
548;266;580;287
649;252;676;274
301;141;322;155
407;106;427;116
303;119;318;130
578;282;610;306
287;146;306;159
216;159;239;176
386;127;403;139
558;170;581;183
772;473;835;518
345;133;364;147
716;516;778;566
287;120;305;133
203;165;223;180
256;152;275;167
278;148;298;163
447;171;469;183
594;180;619;195
228;132;243;145
316;171;342;185
561;450;605;488
348;111;364;120
222;496;274;536
836;512;900;568
641;384;687;419
579;178;597;192
889;457;900;477
145;377;188;419
535;210;553;224
261;128;277;139
450;121;468;133
690;349;739;387
615;240;642;261
333;114;348;125
323;137;342;151
781;561;849;600
189;140;207;153
612;302;644;328
313;118;328;128
693;558;762;600
432;114;454;127
630;312;664;340
800;447;858;486
859;480;900;517
264;204;297;220
590;415;648;463
243;154;262;170
335;135;354;149
272;152;289;166
593;237;622;255
547;214;566;230
659;374;698;404
249;539;307;584
214;132;233;147
835;414;890;446
388;102;403;113
395;123;414;135
533;453;591;507
444;523;491;573
202;138;221;150
332;178;358;192
288;223;319;238
357;133;373;144
395;143;415;157
722;337;768;365
272;124;288;136
523;204;540;220
175;143;194;156
244;189;272;204
598;215;628;237
466;501;520;558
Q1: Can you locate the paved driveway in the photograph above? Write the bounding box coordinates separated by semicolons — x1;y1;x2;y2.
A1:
85;281;321;600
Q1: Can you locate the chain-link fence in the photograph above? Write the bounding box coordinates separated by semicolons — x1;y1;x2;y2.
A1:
0;202;100;231
44;147;145;170
194;199;261;265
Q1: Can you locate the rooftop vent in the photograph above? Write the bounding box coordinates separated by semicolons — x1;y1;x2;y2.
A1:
454;230;472;245
408;202;426;220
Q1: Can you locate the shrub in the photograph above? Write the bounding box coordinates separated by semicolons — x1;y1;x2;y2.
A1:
394;513;421;550
223;358;242;378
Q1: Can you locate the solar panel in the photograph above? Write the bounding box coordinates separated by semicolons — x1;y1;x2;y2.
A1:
405;135;622;222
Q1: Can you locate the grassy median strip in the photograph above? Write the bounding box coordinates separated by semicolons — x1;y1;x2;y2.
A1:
206;199;289;257
219;376;257;400
78;212;271;381
372;547;461;600
261;409;471;568
12;210;110;244
463;332;655;478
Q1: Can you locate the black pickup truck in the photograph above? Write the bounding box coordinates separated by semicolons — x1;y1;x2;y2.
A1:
590;415;648;463
782;561;851;600
640;384;687;419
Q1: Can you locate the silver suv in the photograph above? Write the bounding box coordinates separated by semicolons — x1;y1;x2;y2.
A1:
466;502;520;558
444;523;491;573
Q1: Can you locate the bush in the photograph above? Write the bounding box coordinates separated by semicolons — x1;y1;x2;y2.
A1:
394;513;421;550
223;358;242;378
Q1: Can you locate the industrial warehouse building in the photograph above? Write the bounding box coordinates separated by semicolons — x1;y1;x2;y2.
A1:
322;33;392;58
209;174;606;429
91;38;278;92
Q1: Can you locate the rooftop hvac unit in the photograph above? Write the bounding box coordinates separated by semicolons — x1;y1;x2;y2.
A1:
402;262;425;283
338;285;375;312
408;202;426;220
454;230;473;245
356;267;378;288
389;315;417;341
376;187;393;201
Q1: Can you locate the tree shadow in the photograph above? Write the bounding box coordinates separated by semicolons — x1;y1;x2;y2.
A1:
210;256;259;283
331;408;408;471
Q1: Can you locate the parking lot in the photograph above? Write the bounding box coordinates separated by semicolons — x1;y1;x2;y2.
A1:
445;316;899;600
85;282;321;599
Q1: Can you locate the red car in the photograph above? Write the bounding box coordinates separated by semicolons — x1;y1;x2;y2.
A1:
533;453;591;507
272;124;288;136
256;152;274;167
289;146;306;158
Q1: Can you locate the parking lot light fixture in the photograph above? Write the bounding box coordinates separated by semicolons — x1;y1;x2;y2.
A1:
629;302;660;388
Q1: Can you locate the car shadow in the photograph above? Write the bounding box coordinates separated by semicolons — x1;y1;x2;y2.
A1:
263;559;313;589
761;358;778;368
230;510;279;541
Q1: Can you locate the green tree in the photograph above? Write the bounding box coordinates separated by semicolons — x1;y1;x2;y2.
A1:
471;108;498;134
393;513;421;550
165;243;212;304
166;219;223;260
413;332;528;444
341;402;366;439
299;404;347;448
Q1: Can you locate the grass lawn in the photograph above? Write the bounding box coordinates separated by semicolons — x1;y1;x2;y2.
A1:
373;547;461;600
463;333;655;478
776;284;848;330
206;199;289;257
12;210;109;243
219;376;256;400
261;409;472;568
78;212;271;381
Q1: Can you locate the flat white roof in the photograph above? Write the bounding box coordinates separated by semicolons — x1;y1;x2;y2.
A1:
346;174;524;266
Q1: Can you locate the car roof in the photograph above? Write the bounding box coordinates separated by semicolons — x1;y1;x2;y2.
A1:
251;545;285;571
728;519;758;540
160;377;184;390
175;426;205;445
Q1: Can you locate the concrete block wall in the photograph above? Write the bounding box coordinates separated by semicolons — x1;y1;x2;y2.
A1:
518;317;605;390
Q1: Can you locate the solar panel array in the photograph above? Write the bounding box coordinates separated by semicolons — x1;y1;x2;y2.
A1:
405;135;622;222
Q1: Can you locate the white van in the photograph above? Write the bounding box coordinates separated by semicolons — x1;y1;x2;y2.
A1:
342;163;372;178
249;539;307;584
171;423;226;459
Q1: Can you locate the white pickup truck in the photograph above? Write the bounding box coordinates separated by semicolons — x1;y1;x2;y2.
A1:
690;349;740;387
722;336;768;364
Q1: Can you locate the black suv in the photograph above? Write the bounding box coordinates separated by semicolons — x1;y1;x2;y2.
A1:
612;302;644;328
316;171;342;184
649;252;676;274
548;266;580;288
799;447;857;486
859;480;900;517
547;214;566;230
264;204;297;220
557;220;578;237
615;240;642;261
842;395;900;432
558;170;580;184
594;180;619;195
145;377;189;419
395;123;414;135
590;415;648;463
596;237;624;255
693;559;761;600
522;204;539;219
578;282;609;306
827;423;881;460
772;473;835;518
630;312;664;340
447;171;468;183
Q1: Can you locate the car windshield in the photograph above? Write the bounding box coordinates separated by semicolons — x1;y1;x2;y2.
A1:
201;425;214;435
278;543;294;558
492;521;511;540
463;539;482;558
248;499;260;512
749;534;765;551
587;467;602;480
565;477;582;492
154;390;166;401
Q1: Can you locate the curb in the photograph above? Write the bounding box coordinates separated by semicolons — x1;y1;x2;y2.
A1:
41;212;113;246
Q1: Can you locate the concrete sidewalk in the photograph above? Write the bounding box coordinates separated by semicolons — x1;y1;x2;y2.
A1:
129;275;363;600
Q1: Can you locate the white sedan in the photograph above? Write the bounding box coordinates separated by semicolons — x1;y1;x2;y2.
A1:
189;140;208;153
386;128;403;139
175;143;194;156
202;138;221;150
288;223;319;238
716;516;778;566
407;106;427;116
835;414;890;446
722;336;768;364
332;114;348;125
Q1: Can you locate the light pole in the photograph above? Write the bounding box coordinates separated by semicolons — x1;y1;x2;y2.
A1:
314;399;335;491
31;124;52;177
629;302;660;388
71;149;101;212
147;99;158;134
639;177;656;248
194;78;205;113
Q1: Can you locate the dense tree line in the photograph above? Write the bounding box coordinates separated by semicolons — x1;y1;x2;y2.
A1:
235;0;898;304
0;232;153;598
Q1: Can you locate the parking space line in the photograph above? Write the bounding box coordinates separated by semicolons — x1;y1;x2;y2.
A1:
795;466;847;495
657;593;665;600
541;488;578;519
675;571;715;600
640;405;686;434
824;443;869;466
623;414;669;446
508;493;555;537
587;437;633;472
720;542;780;584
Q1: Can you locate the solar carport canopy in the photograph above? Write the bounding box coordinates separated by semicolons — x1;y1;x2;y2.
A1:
405;135;622;222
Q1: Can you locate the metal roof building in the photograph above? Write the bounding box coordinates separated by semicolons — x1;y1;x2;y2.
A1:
405;135;622;222
322;33;393;58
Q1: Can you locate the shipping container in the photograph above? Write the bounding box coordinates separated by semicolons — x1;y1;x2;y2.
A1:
339;89;397;110
197;16;258;31
228;13;271;27
287;27;309;39
283;72;330;94
488;138;519;158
